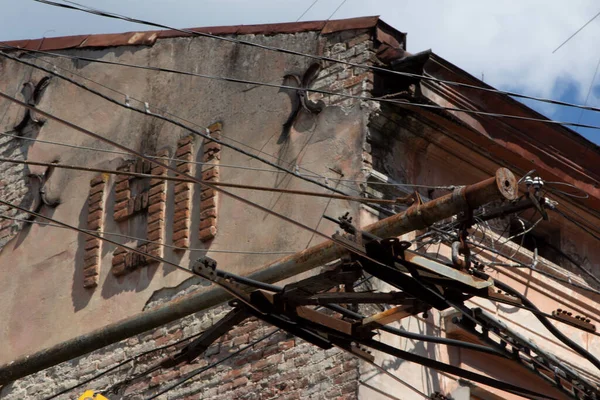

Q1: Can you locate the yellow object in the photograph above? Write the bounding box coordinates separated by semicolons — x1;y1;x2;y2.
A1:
78;390;109;400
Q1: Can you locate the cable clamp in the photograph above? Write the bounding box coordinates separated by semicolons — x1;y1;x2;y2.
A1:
324;176;329;186
531;248;538;270
205;128;211;138
144;102;151;114
124;95;130;108
294;165;300;175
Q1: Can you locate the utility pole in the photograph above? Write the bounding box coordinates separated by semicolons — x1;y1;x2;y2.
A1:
0;168;517;385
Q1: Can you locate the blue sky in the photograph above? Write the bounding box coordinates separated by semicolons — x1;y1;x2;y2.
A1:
2;0;600;144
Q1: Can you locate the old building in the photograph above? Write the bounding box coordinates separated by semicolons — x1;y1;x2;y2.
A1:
0;15;599;400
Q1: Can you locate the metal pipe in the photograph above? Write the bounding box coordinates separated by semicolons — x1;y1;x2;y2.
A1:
0;168;517;385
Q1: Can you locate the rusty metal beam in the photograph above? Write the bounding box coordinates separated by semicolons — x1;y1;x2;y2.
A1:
0;168;517;385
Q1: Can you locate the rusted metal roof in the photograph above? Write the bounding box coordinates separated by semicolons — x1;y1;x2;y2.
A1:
0;16;390;52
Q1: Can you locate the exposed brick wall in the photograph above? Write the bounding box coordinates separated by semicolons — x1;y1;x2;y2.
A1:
173;135;195;249
0;306;359;400
0;30;376;400
83;173;108;288
199;122;222;243
0;136;34;248
309;29;375;110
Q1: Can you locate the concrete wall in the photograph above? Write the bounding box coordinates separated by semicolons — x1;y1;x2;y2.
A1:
0;29;372;359
0;27;377;399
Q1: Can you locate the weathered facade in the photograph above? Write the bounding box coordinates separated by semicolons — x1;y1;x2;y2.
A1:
0;16;599;400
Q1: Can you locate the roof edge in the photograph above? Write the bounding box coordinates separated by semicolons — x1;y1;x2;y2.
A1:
0;16;384;52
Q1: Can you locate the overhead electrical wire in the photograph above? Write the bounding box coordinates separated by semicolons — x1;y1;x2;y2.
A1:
296;0;319;22
0;157;401;205
0;45;362;199
0;51;399;217
553;9;600;53
0;215;297;256
7;46;600;133
26;0;600;118
42;329;207;400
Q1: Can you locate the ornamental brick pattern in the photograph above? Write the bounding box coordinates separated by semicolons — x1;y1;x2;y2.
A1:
199;122;222;242
146;149;169;261
172;135;195;250
111;152;168;276
83;173;108;288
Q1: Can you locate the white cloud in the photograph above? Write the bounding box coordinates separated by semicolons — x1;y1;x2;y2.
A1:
3;0;600;108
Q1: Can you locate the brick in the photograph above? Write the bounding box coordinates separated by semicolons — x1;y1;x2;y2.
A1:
87;218;102;231
173;238;188;249
88;192;103;205
114;246;127;255
115;179;129;192
147;229;162;242
200;188;216;201
176;143;193;157
342;72;372;89
112;263;127;276
87;210;103;223
148;202;164;215
148;210;165;224
174;200;189;213
172;219;189;233
200;208;217;220
89;182;105;196
202;168;219;181
135;158;144;174
149;192;167;205
83;276;98;288
83;265;98;278
348;32;371;48
115;173;129;184
172;230;189;242
90;174;108;186
203;152;220;162
114;200;128;212
115;189;130;203
85;238;100;251
149;184;166;197
150;178;166;186
204;142;221;153
84;255;100;269
112;253;125;266
151;166;166;176
147;219;164;234
156;148;170;158
178;135;194;146
177;163;192;174
173;208;191;223
88;201;103;213
114;208;129;221
174;182;191;195
200;197;216;210
232;377;248;389
199;226;217;241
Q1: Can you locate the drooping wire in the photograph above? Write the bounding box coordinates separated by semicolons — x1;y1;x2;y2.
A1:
25;0;600;118
42;329;207;400
8;45;600;133
0;215;297;255
553;9;600;53
326;0;348;21
296;0;319;22
0;51;399;217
